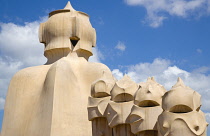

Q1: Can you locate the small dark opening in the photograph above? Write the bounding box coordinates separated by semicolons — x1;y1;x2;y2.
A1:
169;105;193;113
70;39;78;47
195;126;199;131
70;37;80;47
196;106;201;111
137;100;160;107
113;93;134;102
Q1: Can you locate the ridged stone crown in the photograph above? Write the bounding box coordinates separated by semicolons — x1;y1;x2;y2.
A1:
39;1;96;60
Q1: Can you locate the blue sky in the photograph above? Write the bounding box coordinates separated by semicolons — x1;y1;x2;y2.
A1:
0;0;210;134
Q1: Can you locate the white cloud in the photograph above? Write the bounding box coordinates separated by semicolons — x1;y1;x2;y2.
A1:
192;66;210;73
89;47;104;63
144;14;166;28
112;69;124;80
0;17;47;66
0;58;23;98
112;58;210;112
115;41;126;51
0;17;47;109
124;0;208;27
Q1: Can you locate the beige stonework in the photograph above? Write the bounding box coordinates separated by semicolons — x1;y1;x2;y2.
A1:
135;77;166;107
128;105;163;134
1;2;113;136
111;75;138;102
88;77;168;136
157;78;208;136
1;1;208;136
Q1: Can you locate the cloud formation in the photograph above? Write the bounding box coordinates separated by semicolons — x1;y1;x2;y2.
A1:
0;17;47;66
89;48;104;63
115;41;126;51
124;0;208;27
0;17;47;109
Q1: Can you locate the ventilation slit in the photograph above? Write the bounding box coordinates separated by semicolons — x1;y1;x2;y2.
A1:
70;37;80;47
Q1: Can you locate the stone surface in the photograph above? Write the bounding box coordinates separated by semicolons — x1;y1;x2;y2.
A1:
157;110;207;136
0;1;208;136
162;77;201;113
1;2;113;136
134;77;166;107
128;105;162;134
157;78;208;136
111;75;138;102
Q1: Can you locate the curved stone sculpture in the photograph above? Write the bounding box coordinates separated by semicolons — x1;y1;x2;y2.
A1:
105;101;134;127
1;1;208;136
88;96;111;120
111;75;138;102
91;71;116;98
1;2;113;136
134;77;166;107
162;77;201;113
128;105;162;135
90;75;138;136
128;77;166;136
88;71;115;136
39;1;96;62
158;77;208;136
157;110;208;136
88;96;112;136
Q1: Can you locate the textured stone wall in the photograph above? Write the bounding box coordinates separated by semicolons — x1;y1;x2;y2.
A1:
89;76;208;136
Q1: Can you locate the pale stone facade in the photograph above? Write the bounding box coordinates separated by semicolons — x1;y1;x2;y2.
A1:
1;1;208;136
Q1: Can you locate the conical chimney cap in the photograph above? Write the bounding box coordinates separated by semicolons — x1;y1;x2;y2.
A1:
64;1;76;11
